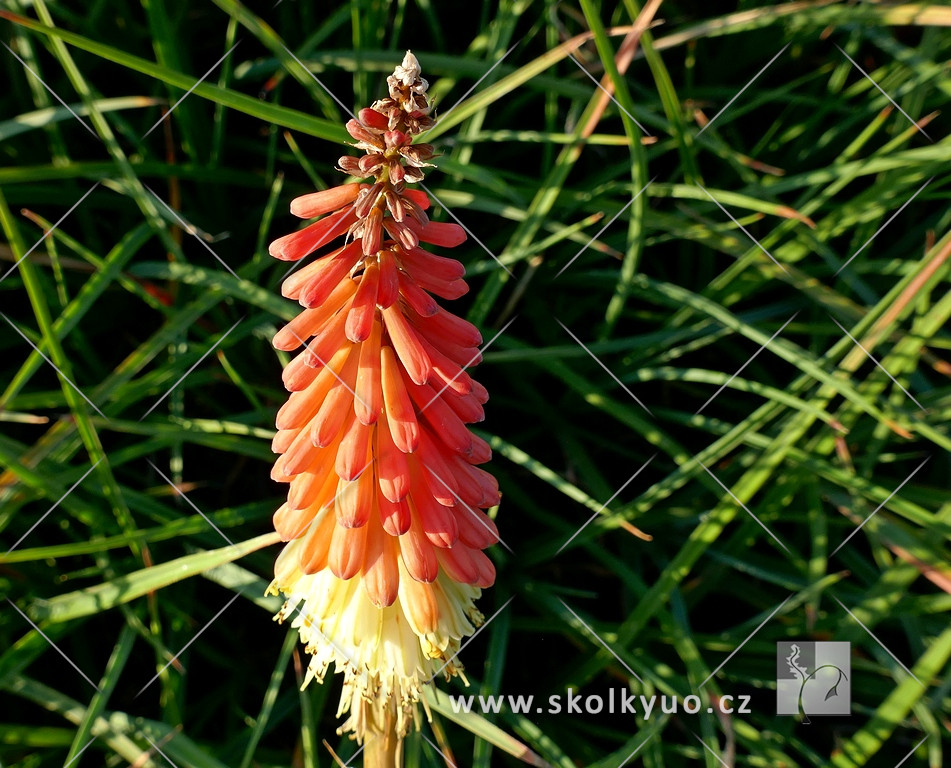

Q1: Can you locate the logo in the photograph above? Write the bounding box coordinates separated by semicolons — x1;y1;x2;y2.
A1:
776;641;850;720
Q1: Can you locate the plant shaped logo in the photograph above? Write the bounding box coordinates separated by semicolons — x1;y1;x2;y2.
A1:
776;641;851;718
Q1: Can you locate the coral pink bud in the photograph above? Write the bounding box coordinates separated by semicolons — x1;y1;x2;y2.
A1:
346;119;385;149
382;304;431;385
363;522;399;607
408;218;467;247
399;512;439;583
268;207;358;261
359;107;389;130
328;520;368;579
376;249;400;308
402;188;430;210
289;183;362;218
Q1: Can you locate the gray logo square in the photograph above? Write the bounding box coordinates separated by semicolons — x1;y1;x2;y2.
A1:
777;641;850;717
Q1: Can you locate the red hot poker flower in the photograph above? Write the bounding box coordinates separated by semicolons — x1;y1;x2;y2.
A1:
266;51;500;759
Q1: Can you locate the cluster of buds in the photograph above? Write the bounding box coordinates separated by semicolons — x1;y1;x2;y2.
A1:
266;52;499;762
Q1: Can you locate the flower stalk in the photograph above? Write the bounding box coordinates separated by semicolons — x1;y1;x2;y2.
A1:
266;52;499;764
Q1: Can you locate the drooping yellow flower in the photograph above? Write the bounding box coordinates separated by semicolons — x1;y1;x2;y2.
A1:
266;51;499;759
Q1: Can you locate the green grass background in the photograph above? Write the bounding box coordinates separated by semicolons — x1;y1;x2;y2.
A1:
0;1;949;766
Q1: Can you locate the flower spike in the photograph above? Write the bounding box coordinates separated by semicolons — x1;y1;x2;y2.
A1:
267;51;498;762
